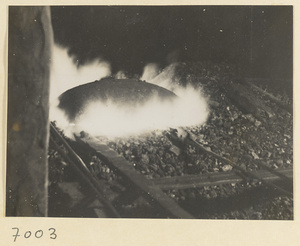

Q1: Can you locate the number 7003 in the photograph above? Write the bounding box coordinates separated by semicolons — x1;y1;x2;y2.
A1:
12;227;57;242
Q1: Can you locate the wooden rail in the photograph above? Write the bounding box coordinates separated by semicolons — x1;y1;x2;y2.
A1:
153;168;293;190
167;130;293;197
50;123;121;217
77;135;194;219
245;81;292;113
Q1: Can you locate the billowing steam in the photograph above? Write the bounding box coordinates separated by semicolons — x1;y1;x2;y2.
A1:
49;44;111;131
50;44;111;104
140;63;161;81
50;44;209;139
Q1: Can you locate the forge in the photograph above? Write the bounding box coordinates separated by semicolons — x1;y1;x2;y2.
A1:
58;78;178;121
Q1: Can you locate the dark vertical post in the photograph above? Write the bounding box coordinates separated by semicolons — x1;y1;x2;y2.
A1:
6;6;53;216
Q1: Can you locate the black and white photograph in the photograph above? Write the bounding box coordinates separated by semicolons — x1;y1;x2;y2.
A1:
5;4;294;222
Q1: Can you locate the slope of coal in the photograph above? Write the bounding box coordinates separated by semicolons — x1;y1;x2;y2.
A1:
58;78;178;121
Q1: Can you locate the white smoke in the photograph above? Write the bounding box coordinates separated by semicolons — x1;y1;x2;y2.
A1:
49;44;111;130
140;63;161;81
49;44;111;104
50;45;209;139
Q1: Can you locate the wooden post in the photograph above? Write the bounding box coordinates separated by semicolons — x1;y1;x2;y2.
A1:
6;6;53;216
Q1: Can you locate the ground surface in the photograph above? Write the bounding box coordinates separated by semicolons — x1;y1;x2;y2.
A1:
48;61;293;219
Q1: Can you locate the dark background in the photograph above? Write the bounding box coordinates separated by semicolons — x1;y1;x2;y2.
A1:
51;6;293;81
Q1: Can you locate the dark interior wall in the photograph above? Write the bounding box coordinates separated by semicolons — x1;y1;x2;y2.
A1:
51;6;292;80
249;7;293;79
6;6;52;216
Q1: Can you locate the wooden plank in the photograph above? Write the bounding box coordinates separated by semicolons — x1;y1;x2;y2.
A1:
79;136;194;219
6;7;52;216
187;131;293;183
153;168;293;190
50;125;121;218
245;81;292;113
226;82;275;120
243;77;293;99
167;130;293;197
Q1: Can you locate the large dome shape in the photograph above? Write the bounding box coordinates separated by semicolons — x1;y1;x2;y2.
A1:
58;78;178;121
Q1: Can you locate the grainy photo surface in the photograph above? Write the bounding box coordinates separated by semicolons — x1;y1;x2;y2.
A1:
6;5;293;219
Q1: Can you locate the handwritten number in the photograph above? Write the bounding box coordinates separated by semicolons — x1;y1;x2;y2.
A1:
12;228;57;242
24;231;32;238
12;228;20;242
35;230;43;238
49;228;57;240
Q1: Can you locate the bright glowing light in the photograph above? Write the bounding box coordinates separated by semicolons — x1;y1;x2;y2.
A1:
73;89;208;138
50;45;209;139
140;63;161;81
49;44;111;130
49;44;111;103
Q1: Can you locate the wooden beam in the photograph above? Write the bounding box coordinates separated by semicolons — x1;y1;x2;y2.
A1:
78;136;194;219
6;7;53;216
226;82;275;120
153;168;293;190
245;81;292;113
167;131;293;197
